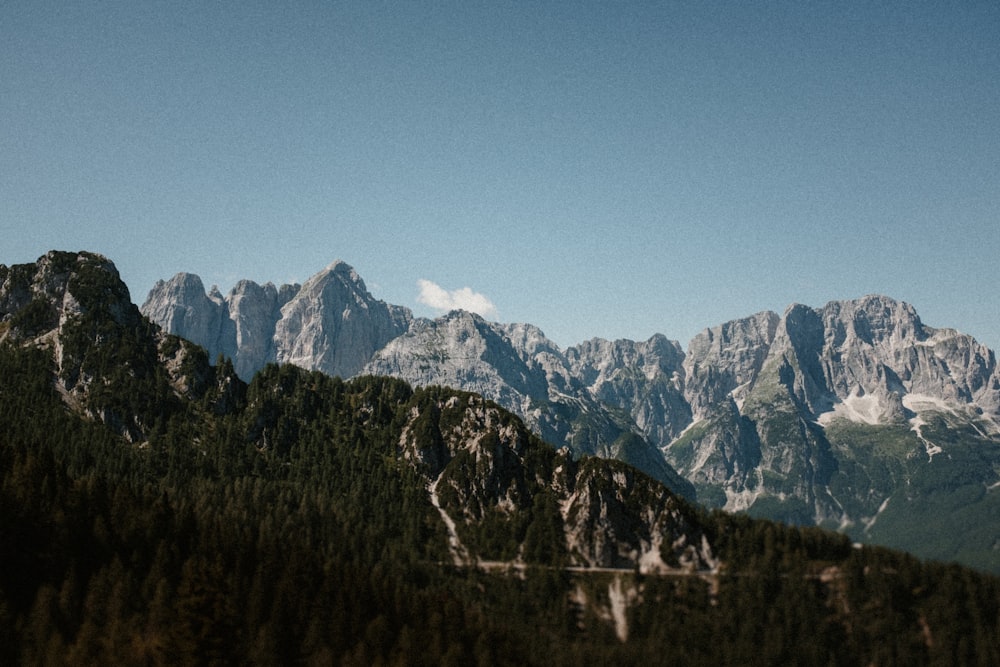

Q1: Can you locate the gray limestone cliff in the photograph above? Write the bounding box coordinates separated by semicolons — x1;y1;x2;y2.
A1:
683;311;780;419
665;295;1000;558
274;261;412;378
567;334;691;446
142;260;410;380
141;272;295;379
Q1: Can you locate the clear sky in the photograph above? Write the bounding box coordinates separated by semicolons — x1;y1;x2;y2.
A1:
3;1;998;351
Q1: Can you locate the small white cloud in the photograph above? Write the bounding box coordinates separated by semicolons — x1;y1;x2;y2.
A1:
417;279;498;319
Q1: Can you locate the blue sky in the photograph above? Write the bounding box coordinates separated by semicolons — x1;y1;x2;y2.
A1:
3;1;999;351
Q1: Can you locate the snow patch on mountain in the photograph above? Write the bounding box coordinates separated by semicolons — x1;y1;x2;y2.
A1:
863;497;892;532
816;391;887;426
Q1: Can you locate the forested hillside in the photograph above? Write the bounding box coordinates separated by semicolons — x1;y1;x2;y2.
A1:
2;252;999;665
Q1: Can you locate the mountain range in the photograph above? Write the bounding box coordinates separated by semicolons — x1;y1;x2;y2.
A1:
3;250;1000;663
143;258;1000;572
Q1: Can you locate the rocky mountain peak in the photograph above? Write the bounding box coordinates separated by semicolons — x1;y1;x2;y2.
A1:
1;251;233;442
142;272;222;353
307;259;368;295
143;259;414;380
820;295;927;352
2;251;140;341
273;263;411;379
366;309;550;407
683;310;780;418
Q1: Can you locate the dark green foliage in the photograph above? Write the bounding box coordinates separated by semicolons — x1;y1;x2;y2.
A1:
825;415;1000;571
3;331;1000;664
8;297;57;337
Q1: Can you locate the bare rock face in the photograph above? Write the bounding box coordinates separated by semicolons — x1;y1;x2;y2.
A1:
224;280;292;379
397;391;715;572
274;261;412;378
667;295;1000;534
142;272;291;378
683;311;780;419
142;272;228;360
567;334;692;445
799;295;999;424
143;260;410;381
674;295;1000;434
366;310;550;415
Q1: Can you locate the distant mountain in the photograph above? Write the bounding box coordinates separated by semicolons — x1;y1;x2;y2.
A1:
143;259;1000;572
144;269;696;498
141;261;410;380
363;311;695;498
672;296;1000;570
4;250;1000;664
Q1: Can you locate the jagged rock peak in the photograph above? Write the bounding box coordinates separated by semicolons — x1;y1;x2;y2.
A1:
271;261;412;379
684;310;780;418
2;251;139;336
325;258;355;273
501;321;562;357
142;273;217;334
568;334;685;381
817;295;927;349
142;259;414;381
365;309;549;404
143;271;300;379
148;271;205;293
309;259;366;289
5;250;121;295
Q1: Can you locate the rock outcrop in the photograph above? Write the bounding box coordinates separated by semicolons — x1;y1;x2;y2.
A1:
397;389;715;572
1;251;234;440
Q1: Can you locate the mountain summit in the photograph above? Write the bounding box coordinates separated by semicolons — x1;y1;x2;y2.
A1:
143;260;411;380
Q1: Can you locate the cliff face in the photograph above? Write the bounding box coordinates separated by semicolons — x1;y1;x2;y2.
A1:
142;260;410;380
683;311;781;419
666;295;1000;558
1;251;234;441
566;334;691;446
397;390;715;572
273;261;412;379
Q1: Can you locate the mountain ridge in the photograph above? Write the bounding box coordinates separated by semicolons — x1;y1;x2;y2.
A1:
8;250;1000;663
140;256;1000;571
